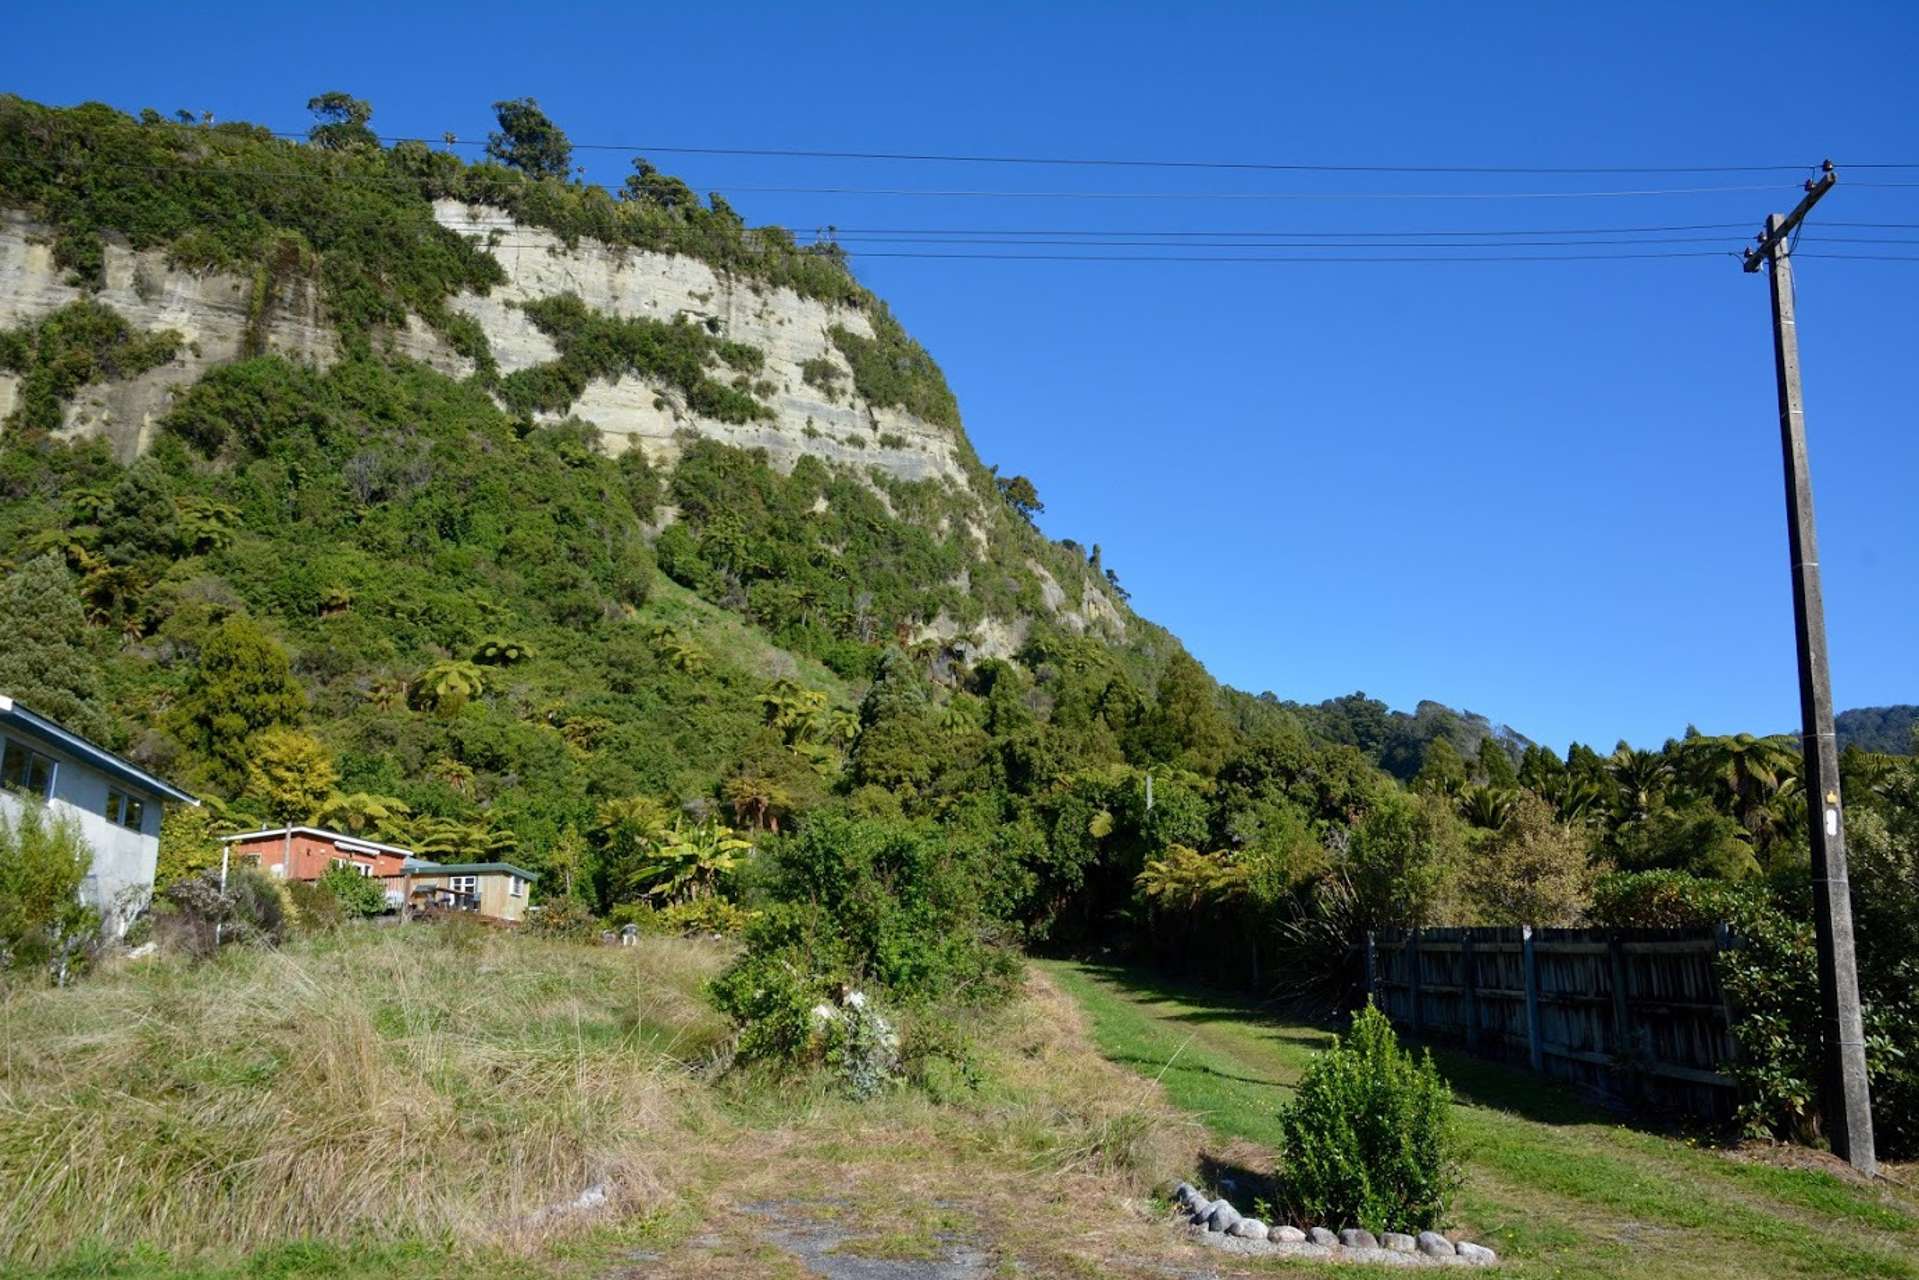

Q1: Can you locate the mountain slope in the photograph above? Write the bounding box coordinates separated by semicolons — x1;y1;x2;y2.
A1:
0;95;1206;889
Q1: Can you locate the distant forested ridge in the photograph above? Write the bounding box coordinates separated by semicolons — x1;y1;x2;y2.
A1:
1834;705;1918;756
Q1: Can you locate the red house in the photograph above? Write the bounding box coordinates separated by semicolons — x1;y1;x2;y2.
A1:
222;826;415;884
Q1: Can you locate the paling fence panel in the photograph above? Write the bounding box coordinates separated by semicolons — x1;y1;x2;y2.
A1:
1368;926;1739;1122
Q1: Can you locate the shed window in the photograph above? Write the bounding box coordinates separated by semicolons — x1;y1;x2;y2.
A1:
106;788;145;830
450;874;478;896
509;875;525;898
1;740;56;799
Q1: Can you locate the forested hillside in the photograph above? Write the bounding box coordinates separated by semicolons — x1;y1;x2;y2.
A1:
1836;705;1919;756
1;93;1914;1160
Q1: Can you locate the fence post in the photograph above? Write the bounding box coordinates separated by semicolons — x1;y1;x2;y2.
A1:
1522;924;1544;1072
1364;930;1377;1004
1461;932;1479;1050
1607;933;1641;1104
1407;928;1423;1038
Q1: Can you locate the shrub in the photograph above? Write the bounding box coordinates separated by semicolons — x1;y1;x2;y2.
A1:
654;897;752;937
1714;890;1822;1143
524;895;599;941
0;804;98;985
1279;1002;1462;1234
318;863;386;918
159;867;289;957
1588;869;1753;929
285;880;343;933
826;994;900;1101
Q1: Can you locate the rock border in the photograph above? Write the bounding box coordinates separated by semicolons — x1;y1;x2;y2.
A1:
1171;1183;1497;1268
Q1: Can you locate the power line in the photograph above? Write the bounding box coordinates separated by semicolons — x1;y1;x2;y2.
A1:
491;143;1830;176
637;181;1803;201
18;156;1818;202
266;130;1919;175
790;234;1748;249
445;218;1765;237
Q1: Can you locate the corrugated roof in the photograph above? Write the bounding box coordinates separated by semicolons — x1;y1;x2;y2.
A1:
221;826;416;856
0;695;197;805
412;862;540;880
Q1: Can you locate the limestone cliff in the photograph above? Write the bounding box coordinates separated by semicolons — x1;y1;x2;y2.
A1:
0;204;968;489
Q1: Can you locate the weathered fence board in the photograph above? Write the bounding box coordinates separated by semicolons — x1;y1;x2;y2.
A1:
1368;925;1738;1122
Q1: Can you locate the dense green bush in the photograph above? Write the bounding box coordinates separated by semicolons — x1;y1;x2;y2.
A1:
0;804;98;984
1278;1002;1462;1234
318;863;386;917
1587;869;1753;929
711;814;1019;1071
0;301;182;435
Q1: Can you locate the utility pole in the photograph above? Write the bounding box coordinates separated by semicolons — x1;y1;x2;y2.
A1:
1741;161;1876;1177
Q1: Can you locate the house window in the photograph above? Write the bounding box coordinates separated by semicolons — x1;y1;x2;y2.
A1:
449;874;478;896
508;875;525;898
106;788;145;831
330;857;371;877
1;739;56;799
242;853;262;867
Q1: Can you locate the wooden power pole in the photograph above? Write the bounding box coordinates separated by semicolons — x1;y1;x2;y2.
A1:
1742;162;1877;1177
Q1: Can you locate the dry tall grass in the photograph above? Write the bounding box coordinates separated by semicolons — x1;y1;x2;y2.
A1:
0;924;733;1267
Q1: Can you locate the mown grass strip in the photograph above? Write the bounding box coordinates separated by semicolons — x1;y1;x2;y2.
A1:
1046;960;1919;1280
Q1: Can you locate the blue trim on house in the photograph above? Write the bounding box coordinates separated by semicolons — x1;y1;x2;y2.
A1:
0;695;197;805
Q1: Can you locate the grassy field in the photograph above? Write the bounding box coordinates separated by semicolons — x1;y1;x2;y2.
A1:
0;927;1218;1279
1047;960;1919;1280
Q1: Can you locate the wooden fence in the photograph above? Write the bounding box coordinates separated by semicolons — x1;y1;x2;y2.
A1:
1367;926;1740;1121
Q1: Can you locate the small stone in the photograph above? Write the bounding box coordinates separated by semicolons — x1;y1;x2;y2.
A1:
1188;1198;1217;1222
1307;1226;1338;1246
1270;1225;1307;1243
1206;1202;1243;1233
1416;1231;1456;1257
1338;1228;1380;1250
1173;1181;1198;1205
1382;1232;1416;1252
1457;1241;1498;1264
1229;1218;1268;1240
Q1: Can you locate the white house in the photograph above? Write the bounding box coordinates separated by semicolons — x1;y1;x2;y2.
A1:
0;694;198;937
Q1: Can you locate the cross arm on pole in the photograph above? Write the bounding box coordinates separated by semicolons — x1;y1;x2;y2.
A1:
1744;163;1837;271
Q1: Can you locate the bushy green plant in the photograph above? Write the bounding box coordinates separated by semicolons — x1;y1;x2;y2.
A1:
654;897;753;936
1588;868;1753;929
285;879;343;932
1278;1002;1462;1234
0;804;98;985
318;863;385;918
826;994;900;1101
524;894;599;941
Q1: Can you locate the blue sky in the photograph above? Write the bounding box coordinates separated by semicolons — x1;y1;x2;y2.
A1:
5;2;1915;753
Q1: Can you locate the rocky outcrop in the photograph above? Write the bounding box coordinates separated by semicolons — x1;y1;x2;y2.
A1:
0;204;970;489
0;211;344;459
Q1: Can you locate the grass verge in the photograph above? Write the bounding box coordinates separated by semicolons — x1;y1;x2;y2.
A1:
1047;959;1919;1279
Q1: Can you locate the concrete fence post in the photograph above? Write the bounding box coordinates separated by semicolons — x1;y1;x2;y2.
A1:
1522;924;1544;1073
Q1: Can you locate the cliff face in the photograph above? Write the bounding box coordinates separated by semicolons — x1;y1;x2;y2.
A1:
0;204;969;487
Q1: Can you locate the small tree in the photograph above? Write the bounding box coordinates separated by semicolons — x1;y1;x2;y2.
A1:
0;804;97;983
1462;790;1595;925
486;98;572;180
0;552;112;742
243;727;337;825
171;616;305;789
996;473;1043;523
306;91;376;151
318;862;386;918
1279;1002;1462;1234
